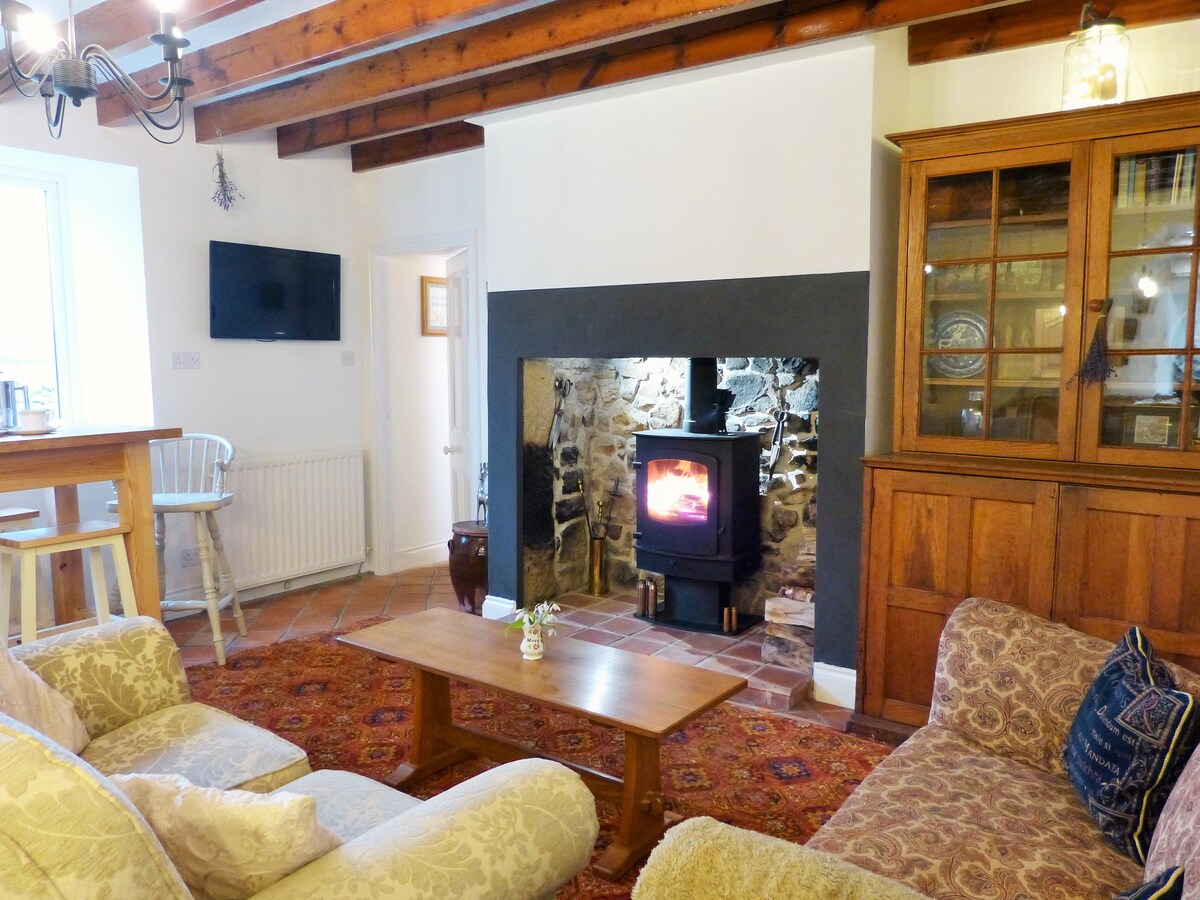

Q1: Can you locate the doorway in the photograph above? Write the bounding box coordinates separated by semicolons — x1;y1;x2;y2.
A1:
368;232;485;575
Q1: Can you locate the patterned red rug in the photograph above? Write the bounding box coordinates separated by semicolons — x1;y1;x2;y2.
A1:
186;619;892;898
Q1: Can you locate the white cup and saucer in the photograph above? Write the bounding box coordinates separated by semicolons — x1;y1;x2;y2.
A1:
10;408;56;435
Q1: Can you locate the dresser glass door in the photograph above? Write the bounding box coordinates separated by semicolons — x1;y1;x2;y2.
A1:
919;161;1071;444
1094;145;1199;455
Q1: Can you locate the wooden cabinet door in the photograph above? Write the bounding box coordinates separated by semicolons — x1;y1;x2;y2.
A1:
861;468;1059;726
1057;486;1200;671
897;143;1087;462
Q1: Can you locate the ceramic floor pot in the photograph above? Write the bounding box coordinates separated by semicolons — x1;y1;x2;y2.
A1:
448;520;488;614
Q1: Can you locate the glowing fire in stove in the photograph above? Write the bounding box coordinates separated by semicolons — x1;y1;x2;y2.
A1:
647;458;710;525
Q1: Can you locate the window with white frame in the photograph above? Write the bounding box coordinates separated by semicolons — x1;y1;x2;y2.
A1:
0;176;68;417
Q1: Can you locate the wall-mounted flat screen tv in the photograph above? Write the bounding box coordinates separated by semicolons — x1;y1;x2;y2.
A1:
209;240;341;341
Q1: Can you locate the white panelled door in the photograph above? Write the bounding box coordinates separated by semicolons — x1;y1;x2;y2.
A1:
445;248;474;523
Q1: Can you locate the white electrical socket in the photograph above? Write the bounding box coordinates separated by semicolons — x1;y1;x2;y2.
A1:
172;351;201;370
181;547;200;568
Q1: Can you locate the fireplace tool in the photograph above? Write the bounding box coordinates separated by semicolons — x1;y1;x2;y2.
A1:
547;377;572;449
766;401;790;479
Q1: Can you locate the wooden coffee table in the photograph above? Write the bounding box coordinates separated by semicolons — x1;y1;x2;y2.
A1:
339;607;747;879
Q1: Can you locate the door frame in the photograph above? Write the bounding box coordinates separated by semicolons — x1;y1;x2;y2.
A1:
367;229;484;576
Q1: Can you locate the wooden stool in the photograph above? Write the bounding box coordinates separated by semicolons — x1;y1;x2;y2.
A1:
0;521;137;645
0;507;40;636
0;507;39;531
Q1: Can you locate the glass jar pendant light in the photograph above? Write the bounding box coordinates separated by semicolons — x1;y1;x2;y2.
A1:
1062;2;1131;110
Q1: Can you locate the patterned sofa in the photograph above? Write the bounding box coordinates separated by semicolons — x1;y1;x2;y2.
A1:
634;597;1200;900
1;616;599;899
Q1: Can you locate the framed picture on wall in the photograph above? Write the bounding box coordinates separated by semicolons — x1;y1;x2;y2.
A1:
421;276;448;336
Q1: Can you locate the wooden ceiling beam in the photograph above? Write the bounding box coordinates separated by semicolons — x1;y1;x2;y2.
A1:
193;0;788;142
73;0;263;57
908;0;1200;64
279;0;1006;158
351;121;484;171
96;0;538;124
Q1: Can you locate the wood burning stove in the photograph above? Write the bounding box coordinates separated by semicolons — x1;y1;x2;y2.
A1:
633;359;762;634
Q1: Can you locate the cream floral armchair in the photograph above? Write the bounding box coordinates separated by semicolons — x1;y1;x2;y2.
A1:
1;616;599;899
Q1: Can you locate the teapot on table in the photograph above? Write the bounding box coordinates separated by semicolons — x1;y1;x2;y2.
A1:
0;379;31;431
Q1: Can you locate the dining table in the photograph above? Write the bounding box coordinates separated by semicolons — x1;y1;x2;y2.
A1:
0;424;182;626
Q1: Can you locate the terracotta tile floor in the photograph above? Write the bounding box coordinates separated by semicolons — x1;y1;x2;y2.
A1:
165;564;852;731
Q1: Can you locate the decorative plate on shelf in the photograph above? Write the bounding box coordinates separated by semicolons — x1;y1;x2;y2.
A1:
929;310;988;378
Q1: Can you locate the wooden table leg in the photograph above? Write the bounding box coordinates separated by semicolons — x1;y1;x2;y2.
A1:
386;668;470;789
593;731;678;880
50;485;87;624
120;442;161;620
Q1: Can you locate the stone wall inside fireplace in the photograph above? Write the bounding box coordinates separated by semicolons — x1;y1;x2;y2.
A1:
521;356;819;618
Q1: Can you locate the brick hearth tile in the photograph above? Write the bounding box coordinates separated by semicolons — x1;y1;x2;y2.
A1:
697;655;761;677
723;641;767;663
750;664;812;690
651;644;710;666
611;636;664;656
676;632;738;655
758;689;803;712
589;598;636;615
557;592;600;608
557;609;611;628
728;686;774;708
553;624;584;639
735;626;768;646
570;628;622;646
595;616;650;637
623;626;675;645
638;624;690;641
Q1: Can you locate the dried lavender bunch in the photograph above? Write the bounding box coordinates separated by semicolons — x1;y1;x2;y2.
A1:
212;149;244;211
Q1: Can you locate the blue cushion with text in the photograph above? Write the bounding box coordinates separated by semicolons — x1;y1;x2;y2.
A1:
1064;627;1199;862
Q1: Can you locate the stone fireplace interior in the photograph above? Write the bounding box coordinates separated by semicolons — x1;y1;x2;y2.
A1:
488;273;871;670
521;356;819;630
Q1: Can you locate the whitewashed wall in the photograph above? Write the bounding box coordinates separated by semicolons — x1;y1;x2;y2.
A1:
483;41;879;291
907;19;1200;130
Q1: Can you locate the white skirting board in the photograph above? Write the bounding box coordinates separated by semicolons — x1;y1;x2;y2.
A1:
482;594;517;619
813;662;857;710
392;541;450;574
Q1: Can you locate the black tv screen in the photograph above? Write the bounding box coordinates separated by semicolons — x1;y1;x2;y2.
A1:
209;240;341;341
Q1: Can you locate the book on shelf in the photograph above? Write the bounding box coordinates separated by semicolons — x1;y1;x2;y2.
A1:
1116;149;1197;208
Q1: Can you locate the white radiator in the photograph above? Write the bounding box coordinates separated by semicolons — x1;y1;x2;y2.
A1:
220;451;367;589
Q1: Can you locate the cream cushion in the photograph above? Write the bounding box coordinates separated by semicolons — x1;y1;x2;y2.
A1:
0;713;189;899
83;701;311;791
112;772;341;900
632;816;927;899
0;650;89;753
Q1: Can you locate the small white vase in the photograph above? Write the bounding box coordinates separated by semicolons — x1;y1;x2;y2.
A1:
520;623;544;660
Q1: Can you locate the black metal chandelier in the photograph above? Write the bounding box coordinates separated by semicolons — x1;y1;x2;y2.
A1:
0;0;191;142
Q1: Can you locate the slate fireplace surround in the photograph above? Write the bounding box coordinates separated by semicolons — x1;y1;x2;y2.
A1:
487;272;870;670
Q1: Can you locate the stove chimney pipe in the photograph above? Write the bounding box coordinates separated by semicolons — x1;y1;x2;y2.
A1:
684;357;730;434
